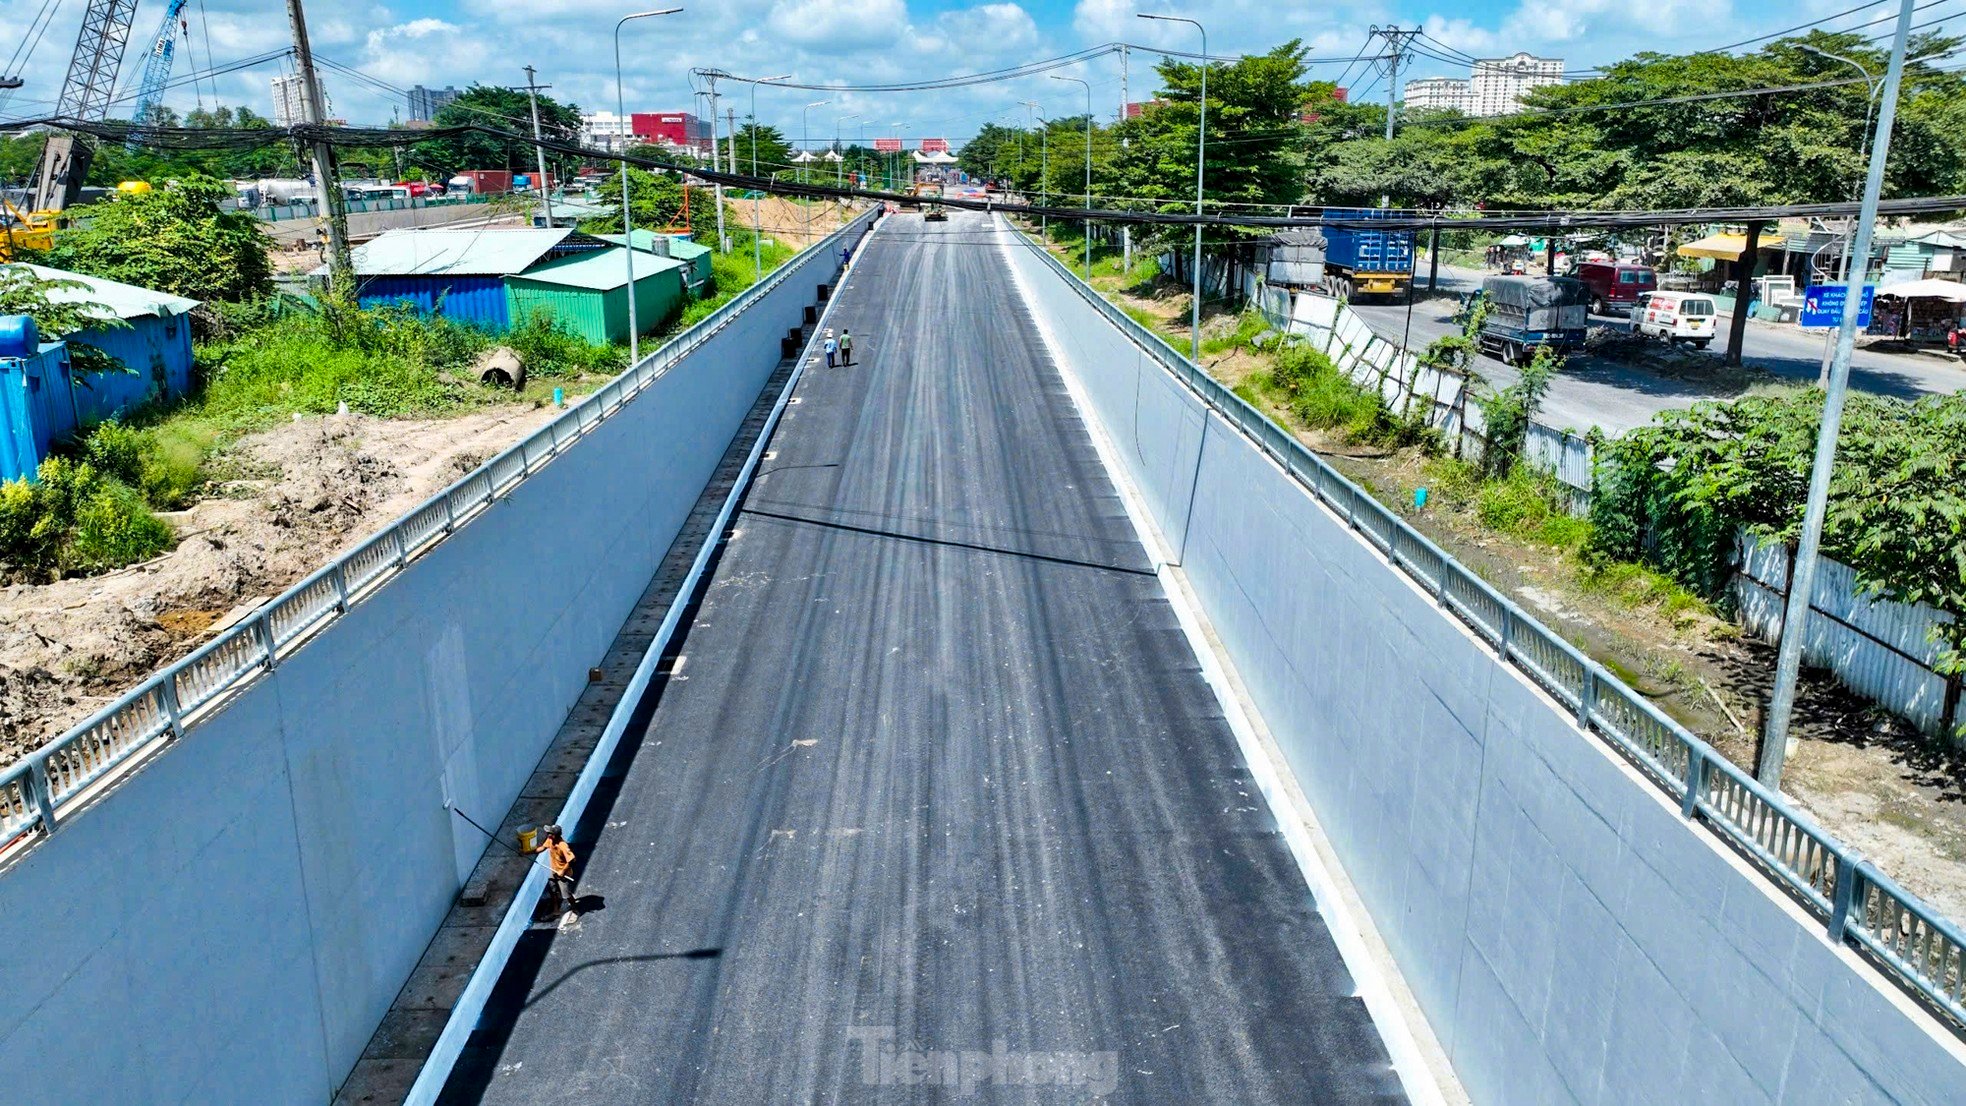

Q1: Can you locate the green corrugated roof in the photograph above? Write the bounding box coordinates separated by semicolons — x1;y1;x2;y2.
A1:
511;246;686;291
598;230;712;260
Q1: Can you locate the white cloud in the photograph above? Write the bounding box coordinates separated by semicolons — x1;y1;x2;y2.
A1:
766;0;910;50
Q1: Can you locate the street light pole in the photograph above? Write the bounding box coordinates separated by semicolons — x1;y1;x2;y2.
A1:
1037;108;1049;238
1800;44;1883;386
1049;75;1092;278
614;8;684;365
1141;12;1206;360
802;99;828;243
745;74;792;281
1758;0;1918;788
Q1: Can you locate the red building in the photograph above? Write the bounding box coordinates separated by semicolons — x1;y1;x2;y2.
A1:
630;112;712;152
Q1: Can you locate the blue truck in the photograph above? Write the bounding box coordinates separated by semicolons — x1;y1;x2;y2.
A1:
1477;275;1589;365
1320;207;1416;302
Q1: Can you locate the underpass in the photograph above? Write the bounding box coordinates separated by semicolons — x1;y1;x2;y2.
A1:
438;210;1409;1103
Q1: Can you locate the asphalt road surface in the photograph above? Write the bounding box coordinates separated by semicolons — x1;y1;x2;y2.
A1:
440;210;1407;1104
1349;262;1964;435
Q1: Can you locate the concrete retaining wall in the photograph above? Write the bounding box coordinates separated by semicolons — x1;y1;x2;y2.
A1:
999;224;1966;1105
0;235;856;1104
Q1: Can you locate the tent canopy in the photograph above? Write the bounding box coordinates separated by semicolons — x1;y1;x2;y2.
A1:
1877;278;1966;302
1678;232;1752;261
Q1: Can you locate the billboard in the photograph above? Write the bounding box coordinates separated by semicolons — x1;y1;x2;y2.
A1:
919;137;948;153
873;137;903;152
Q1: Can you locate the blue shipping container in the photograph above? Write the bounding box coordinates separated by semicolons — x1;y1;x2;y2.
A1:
0;310;198;483
1322;208;1416;278
356;275;514;331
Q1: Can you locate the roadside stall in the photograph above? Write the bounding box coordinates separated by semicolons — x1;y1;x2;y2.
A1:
1870;279;1966;342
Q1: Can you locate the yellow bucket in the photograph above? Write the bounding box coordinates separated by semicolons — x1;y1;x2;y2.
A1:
516;826;538;853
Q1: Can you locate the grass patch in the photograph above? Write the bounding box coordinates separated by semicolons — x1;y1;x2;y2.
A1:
1578;558;1715;620
1200;311;1267;356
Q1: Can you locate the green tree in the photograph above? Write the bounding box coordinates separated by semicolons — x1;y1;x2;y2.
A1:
731;122;792;181
410;84;583;179
43;175;271;302
1107;41;1313;252
578;168;700;233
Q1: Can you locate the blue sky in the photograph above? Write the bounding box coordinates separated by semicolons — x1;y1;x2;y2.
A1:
0;0;1932;146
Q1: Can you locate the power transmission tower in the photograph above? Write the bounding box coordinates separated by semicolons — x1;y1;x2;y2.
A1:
285;0;352;287
30;0;141;212
522;65;555;228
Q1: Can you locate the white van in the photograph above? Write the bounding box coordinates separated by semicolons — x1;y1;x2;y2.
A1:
1634;291;1719;348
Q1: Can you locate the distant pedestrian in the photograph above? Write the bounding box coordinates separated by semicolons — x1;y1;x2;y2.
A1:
839;329;853;366
824;333;838;367
530;824;577;915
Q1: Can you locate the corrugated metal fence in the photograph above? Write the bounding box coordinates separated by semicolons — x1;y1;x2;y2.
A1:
1734;531;1962;742
1265;287;1596;505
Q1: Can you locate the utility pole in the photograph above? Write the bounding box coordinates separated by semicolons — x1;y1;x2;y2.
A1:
1758;0;1918;789
1370;25;1420;208
522;65;555;228
286;0;351;287
1120;43;1131;276
702;72;730;252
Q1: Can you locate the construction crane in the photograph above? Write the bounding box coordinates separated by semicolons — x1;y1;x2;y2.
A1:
29;0;142;213
128;0;191;142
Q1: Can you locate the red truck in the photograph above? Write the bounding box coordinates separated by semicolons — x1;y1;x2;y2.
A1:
1575;261;1658;317
447;170;513;196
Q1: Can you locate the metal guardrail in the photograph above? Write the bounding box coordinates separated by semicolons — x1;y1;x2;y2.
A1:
0;210;875;858
1006;225;1966;1033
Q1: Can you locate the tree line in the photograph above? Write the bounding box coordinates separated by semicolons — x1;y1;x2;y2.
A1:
958;30;1965;256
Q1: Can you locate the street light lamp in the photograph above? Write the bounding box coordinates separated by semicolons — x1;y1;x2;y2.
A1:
614;7;684;365
1049;75;1093;278
1139;11;1206;360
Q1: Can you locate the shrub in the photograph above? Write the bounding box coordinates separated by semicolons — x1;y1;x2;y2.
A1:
0;458;173;579
506;312;628;379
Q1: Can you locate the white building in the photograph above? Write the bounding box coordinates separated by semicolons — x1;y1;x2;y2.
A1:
1470;53;1564;116
1403;76;1471;114
271;74;307;128
1401;52;1563;118
581;111;632;152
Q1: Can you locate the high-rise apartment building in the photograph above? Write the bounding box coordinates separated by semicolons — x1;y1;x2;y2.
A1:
271;74;308;128
408;85;460;123
1401;52;1563;118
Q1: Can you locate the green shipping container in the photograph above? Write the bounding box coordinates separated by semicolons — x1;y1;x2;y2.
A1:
505;247;689;345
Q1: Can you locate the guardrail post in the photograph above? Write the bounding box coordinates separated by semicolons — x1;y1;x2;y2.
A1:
27;757;57;835
1680;750;1705;818
391;526;409;569
253;613;279;671
330;562;350;612
1829;854;1861;942
1577;668;1597;728
1498;606;1514;660
158;678;185;741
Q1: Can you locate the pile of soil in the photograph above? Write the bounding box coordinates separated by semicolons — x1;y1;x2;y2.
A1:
0;407;557;767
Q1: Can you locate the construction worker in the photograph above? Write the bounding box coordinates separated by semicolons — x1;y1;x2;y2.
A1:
823;331;838;368
839;329;853;366
530;824;577;915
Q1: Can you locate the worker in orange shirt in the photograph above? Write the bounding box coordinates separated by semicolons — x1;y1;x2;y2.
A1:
530;824;578;915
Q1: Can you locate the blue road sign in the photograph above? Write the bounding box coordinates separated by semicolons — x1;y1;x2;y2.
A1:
1800;283;1875;328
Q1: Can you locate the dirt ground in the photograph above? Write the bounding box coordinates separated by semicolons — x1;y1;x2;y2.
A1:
0;405;561;766
741;196;855;248
1094;265;1966;923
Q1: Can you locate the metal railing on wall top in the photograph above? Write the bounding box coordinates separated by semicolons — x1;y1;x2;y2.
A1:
1003;223;1966;1035
0;210;875;860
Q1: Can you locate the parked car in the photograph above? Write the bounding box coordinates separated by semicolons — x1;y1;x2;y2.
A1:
1634;291;1719;348
1575;261;1657;316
